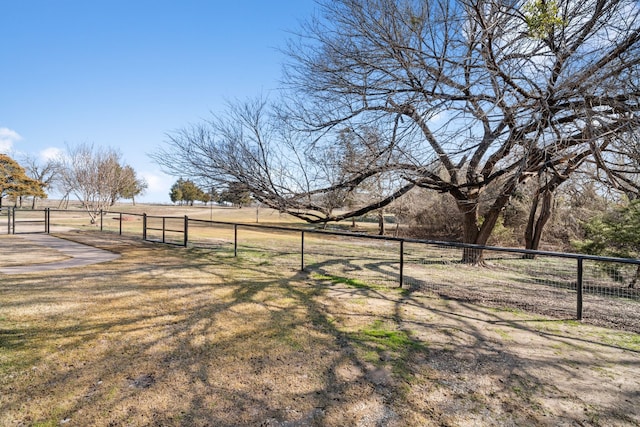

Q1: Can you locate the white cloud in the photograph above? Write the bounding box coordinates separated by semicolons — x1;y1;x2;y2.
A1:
40;147;64;161
0;127;22;153
141;171;170;193
138;171;173;202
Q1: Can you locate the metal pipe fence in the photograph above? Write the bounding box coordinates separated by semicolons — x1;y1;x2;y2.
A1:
2;207;639;332
0;207;49;234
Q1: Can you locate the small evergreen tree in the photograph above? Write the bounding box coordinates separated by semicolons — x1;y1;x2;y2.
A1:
0;154;46;208
220;182;251;208
169;179;185;205
169;178;206;206
113;165;147;206
575;200;640;288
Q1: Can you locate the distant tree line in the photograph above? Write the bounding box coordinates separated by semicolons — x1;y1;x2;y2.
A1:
169;179;251;208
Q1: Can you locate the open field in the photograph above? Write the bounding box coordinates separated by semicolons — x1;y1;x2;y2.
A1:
3;203;640;334
1;231;639;426
1;202;379;235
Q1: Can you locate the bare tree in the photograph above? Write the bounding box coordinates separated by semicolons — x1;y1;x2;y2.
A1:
58;144;132;223
156;0;640;263
21;155;59;208
153;98;415;226
586;131;640;199
277;0;640;262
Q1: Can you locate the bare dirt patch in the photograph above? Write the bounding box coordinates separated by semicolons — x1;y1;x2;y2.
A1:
0;231;638;426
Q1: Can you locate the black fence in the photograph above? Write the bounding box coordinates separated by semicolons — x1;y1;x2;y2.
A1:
2;207;640;332
0;207;50;234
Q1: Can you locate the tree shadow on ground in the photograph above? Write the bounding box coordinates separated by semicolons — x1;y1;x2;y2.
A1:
1;232;639;426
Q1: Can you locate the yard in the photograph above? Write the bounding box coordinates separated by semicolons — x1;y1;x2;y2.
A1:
1;230;639;426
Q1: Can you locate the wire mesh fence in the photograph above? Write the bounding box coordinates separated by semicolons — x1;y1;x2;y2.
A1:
403;245;580;319
2;207;639;332
302;231;402;287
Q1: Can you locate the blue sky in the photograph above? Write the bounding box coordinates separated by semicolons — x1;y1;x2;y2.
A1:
0;0;317;202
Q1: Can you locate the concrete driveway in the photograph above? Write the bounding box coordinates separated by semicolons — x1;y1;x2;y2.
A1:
0;234;120;274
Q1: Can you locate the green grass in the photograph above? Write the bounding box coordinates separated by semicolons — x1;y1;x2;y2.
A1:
311;273;389;291
492;328;513;341
348;319;428;385
599;331;640;351
357;320;425;353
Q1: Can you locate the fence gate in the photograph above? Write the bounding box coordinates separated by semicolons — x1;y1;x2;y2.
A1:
142;214;188;247
1;207;50;234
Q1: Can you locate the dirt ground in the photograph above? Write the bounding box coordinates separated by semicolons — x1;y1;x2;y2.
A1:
1;231;639;426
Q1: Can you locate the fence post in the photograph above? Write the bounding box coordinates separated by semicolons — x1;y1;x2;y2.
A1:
577;257;584;321
184;216;189;247
399;240;404;288
6;208;10;234
119;212;123;235
301;231;305;271
46;208;50;234
100;210;103;231
12;207;15;234
162;217;166;243
143;213;147;241
234;224;238;257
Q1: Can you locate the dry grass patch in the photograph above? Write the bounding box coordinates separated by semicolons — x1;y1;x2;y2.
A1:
1;231;639;426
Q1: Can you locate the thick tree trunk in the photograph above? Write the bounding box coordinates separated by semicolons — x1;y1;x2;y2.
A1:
377;209;385;235
524;190;553;258
456;178;517;265
458;200;485;265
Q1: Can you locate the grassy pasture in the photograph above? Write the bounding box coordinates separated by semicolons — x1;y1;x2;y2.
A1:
1;231;640;426
8;202;639;331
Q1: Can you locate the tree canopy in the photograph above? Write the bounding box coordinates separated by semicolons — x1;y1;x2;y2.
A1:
219;182;252;208
169;178;210;206
0;154;46;208
155;0;640;263
112;164;148;206
58;144;145;223
21;155;59;208
575;200;640;287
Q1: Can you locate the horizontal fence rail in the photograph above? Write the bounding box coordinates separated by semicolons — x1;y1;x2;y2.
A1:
112;210;640;331
2;207;639;332
0;207;49;234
